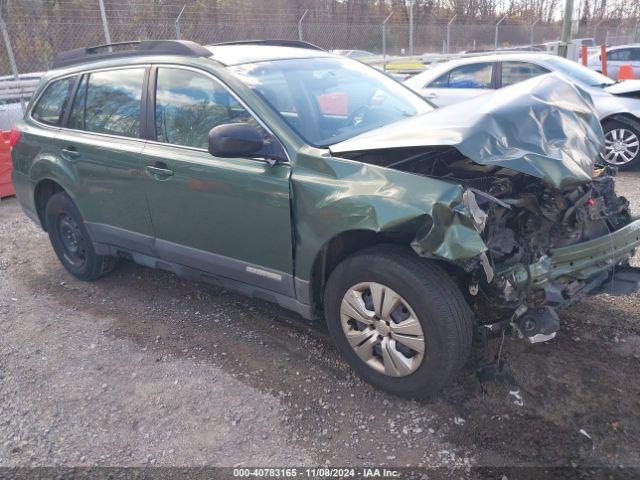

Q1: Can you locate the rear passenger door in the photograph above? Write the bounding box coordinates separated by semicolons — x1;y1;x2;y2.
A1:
419;62;496;107
57;67;155;254
140;66;294;296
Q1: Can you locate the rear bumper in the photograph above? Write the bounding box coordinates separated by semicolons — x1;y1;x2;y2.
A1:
11;170;40;227
504;219;640;292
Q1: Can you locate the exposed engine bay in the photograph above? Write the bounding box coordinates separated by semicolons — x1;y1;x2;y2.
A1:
339;146;639;342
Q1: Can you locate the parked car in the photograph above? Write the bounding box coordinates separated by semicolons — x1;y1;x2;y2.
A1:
331;49;377;59
0;72;43;130
587;44;640;79
405;53;640;168
11;40;640;398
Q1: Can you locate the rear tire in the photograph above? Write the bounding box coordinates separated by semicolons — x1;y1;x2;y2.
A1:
602;119;640;170
45;192;116;281
323;246;474;399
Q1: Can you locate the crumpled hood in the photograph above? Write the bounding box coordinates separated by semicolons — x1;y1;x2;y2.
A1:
330;73;604;189
604;80;640;96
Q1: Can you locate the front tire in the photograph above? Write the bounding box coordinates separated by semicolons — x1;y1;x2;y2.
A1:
602;119;640;170
323;246;474;399
45;192;116;281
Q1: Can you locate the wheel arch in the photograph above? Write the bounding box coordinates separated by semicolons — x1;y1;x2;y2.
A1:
601;113;640;131
306;229;418;320
33;178;68;231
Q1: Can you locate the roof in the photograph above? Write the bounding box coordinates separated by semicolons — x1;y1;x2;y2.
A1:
206;44;333;66
607;44;640;50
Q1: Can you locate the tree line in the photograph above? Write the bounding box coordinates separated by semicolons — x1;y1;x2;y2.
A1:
1;0;638;26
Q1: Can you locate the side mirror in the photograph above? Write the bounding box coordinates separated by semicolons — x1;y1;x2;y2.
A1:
208;123;264;158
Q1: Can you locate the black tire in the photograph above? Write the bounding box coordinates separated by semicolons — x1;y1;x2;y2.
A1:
602;119;640;170
45;191;116;281
323;245;474;399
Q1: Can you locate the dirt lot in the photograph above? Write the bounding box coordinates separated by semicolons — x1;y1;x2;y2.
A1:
1;172;640;472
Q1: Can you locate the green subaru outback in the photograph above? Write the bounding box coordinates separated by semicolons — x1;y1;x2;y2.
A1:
10;40;640;398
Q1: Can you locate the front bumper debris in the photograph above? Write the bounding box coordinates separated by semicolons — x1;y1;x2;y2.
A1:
500;219;640;293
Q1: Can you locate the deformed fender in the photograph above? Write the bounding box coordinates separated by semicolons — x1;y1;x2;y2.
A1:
411;194;487;261
291;149;487;282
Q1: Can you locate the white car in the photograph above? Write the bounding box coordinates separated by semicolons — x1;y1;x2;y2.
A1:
587;44;640;80
405;53;640;168
0;72;43;131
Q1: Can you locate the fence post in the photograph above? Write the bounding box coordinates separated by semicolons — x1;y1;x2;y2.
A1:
446;14;456;54
593;19;604;44
529;18;540;46
634;19;640;42
0;16;25;113
495;15;507;50
175;5;186;39
408;0;415;56
382;12;393;70
97;0;112;45
298;9;308;41
613;24;621;45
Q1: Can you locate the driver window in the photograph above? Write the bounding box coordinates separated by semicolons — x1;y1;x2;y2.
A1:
446;63;493;89
608;49;631;61
155;68;259;149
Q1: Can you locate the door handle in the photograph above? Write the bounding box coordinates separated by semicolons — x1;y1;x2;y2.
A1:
61;147;81;162
146;163;174;179
423;92;438;99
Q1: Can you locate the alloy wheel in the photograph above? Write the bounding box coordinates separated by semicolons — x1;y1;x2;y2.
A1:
340;282;425;377
605;128;640;165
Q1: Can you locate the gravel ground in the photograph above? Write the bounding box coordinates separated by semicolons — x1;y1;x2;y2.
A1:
1;171;639;470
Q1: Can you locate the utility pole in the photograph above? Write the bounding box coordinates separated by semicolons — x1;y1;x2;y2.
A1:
559;0;574;58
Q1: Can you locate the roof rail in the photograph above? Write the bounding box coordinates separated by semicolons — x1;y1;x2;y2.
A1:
51;40;212;69
210;39;324;51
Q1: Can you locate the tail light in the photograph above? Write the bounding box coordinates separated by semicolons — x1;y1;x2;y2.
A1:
8;128;21;147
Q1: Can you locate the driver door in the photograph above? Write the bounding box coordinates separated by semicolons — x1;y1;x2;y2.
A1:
141;66;295;296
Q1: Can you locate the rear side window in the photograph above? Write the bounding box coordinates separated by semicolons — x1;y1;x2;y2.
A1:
501;62;549;87
68;68;145;138
31;77;75;126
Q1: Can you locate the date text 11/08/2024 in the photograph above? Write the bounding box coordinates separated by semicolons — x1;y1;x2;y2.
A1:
232;468;401;478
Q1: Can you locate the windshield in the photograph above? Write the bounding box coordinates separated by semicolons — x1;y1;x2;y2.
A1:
544;56;615;87
229;57;432;147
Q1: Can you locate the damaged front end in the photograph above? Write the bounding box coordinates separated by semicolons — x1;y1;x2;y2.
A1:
330;74;640;343
457;164;640;343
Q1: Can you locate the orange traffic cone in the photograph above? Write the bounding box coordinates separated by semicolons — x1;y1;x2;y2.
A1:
618;64;635;81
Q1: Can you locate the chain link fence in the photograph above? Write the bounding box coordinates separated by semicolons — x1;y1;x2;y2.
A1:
3;11;640;77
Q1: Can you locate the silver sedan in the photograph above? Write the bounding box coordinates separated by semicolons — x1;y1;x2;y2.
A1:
405;53;640;169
